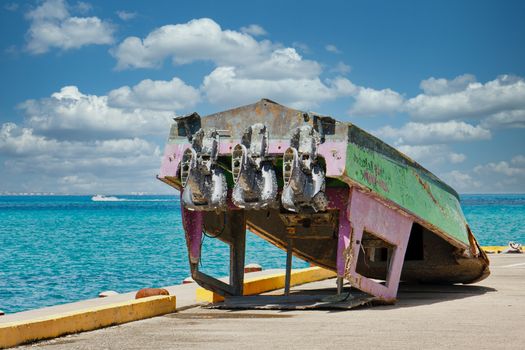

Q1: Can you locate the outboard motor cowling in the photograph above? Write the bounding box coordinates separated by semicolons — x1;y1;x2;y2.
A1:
281;125;328;213
232;124;278;209
180;128;228;211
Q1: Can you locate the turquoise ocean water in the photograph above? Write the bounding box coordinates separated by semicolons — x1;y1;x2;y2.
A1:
0;194;523;314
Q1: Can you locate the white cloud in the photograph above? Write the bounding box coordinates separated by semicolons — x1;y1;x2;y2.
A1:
441;170;482;193
461;156;525;193
236;48;321;80
0;122;59;156
240;24;267;36
449;153;467;164
325;44;341;54
331;61;351;75
112;18;322;81
74;1;92;14
349;87;404;116
406;75;525;123
512;155;525;166
19;86;174;139
112;18;273;69
419;74;476;96
0;122;164;194
202;66;355;109
116;10;136;21
0;122;157;158
108;77;200;111
374;121;491;145
474;160;525;177
396;144;466;166
353;74;525;128
25;0;114;54
26;0;69;20
480;109;525;129
111;17;371;109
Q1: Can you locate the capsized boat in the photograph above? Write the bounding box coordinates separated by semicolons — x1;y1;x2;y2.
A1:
158;99;489;303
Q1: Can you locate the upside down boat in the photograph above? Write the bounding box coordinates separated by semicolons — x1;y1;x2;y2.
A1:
158;99;489;303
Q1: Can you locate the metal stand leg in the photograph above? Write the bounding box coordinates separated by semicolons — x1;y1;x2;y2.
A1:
230;210;246;296
336;277;344;295
284;238;293;296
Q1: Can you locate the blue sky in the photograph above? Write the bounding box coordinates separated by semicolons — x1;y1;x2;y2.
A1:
0;0;524;194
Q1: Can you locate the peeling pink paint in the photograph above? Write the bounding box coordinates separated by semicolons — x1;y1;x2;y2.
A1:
181;195;203;264
159;143;189;178
160;139;347;180
318;141;347;176
344;189;413;301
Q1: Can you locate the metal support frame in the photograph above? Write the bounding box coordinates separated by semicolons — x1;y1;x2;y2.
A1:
181;193;247;297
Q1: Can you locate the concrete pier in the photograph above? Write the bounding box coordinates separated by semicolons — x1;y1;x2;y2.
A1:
10;254;525;349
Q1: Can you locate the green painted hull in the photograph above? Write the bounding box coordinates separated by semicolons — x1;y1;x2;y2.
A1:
345;132;468;245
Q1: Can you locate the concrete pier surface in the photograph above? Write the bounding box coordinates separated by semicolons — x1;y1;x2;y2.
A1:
14;254;525;349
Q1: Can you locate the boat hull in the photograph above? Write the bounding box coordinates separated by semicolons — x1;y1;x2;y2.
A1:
159;99;489;302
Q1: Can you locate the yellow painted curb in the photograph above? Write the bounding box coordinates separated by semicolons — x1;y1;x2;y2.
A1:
0;295;176;349
481;246;523;253
196;267;336;303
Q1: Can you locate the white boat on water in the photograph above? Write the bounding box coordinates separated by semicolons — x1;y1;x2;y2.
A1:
91;194;121;202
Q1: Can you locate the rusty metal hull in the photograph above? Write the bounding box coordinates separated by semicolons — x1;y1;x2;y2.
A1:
158;99;489;303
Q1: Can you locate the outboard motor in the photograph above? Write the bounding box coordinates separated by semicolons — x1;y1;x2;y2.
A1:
180;128;227;211
281;125;328;212
231;124;278;209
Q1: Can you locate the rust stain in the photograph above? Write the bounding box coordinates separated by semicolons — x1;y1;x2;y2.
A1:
414;171;448;217
415;172;439;206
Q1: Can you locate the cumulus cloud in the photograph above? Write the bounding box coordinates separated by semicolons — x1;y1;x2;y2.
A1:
0;121;164;194
0;122;157;158
202;67;355;109
331;62;351;75
236;48;322;80
349;87;404;116
111;18;375;109
474;160;525;177
111;18;322;80
396;144;466;166
419;74;476;96
406;75;525;123
512;155;525;166
480;109;525;129
349;74;525;128
112;18;273;69
457;155;525;192
108;77;200;111
19;86;174;139
74;1;92;14
375;121;491;145
25;0;114;54
116;10;136;21
0;122;59;156
1;76;207;192
441;170;482;193
240;24;267;36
